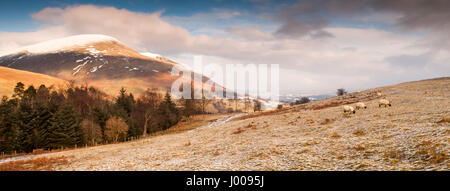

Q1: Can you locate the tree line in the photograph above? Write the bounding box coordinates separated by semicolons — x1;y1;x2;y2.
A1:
0;82;184;154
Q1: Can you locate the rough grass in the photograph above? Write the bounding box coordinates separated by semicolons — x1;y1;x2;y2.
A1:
0;156;71;171
1;148;74;160
151;114;230;136
413;140;447;164
3;77;447;171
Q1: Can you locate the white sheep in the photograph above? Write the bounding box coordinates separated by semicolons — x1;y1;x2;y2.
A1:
379;99;392;107
343;105;355;114
376;92;382;97
355;102;367;110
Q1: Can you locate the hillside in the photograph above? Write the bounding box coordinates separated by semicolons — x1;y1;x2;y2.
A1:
1;77;448;171
0;34;206;96
0;66;68;97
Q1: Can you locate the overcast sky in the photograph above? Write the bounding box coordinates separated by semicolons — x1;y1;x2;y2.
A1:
0;0;449;95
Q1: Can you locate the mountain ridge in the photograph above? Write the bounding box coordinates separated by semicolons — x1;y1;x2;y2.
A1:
0;34;202;96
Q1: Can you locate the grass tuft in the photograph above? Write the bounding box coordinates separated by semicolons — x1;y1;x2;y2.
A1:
0;156;71;171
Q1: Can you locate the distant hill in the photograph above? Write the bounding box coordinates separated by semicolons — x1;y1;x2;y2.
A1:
0;66;68;97
280;94;334;103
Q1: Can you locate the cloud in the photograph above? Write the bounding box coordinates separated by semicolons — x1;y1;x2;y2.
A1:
0;26;70;55
226;26;273;40
385;53;432;69
274;0;334;38
30;5;193;54
0;4;448;94
274;0;450;38
363;0;450;32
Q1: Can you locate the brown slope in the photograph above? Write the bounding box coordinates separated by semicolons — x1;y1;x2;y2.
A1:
0;66;68;97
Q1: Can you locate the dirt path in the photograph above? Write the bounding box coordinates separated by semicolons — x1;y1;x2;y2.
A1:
204;113;247;128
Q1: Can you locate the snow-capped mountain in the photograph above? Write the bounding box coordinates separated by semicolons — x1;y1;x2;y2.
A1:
0;34;201;96
6;34;119;55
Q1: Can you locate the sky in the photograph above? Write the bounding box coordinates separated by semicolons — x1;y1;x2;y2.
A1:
0;0;449;95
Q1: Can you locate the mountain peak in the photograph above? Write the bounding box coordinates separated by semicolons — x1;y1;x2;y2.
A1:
14;34;121;55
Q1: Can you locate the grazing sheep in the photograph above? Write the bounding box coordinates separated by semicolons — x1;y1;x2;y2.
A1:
343;105;355;114
355;102;367;110
376;92;382;97
379;99;392;107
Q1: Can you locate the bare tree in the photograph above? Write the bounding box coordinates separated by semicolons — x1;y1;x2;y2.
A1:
104;117;128;143
200;93;212;114
233;92;238;112
140;88;162;136
337;88;347;96
253;99;262;112
80;119;102;145
295;97;311;105
244;96;251;112
277;104;283;110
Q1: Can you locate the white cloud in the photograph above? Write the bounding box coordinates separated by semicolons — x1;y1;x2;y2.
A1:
226;26;274;40
0;26;70;55
0;4;448;95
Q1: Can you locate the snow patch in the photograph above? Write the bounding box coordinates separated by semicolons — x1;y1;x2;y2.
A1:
86;46;106;55
140;52;172;62
90;66;99;73
140;52;162;59
129;67;139;71
73;60;89;76
10;34;120;55
76;56;90;63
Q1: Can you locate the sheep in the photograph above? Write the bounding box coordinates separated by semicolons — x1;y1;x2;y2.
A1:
355;102;367;110
376;92;382;97
379;99;392;107
343;105;355;114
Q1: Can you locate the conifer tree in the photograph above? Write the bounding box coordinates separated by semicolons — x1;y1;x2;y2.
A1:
157;92;180;130
0;98;22;153
115;88;141;138
13;82;25;99
92;106;109;133
28;103;52;149
47;104;84;149
17;99;36;152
